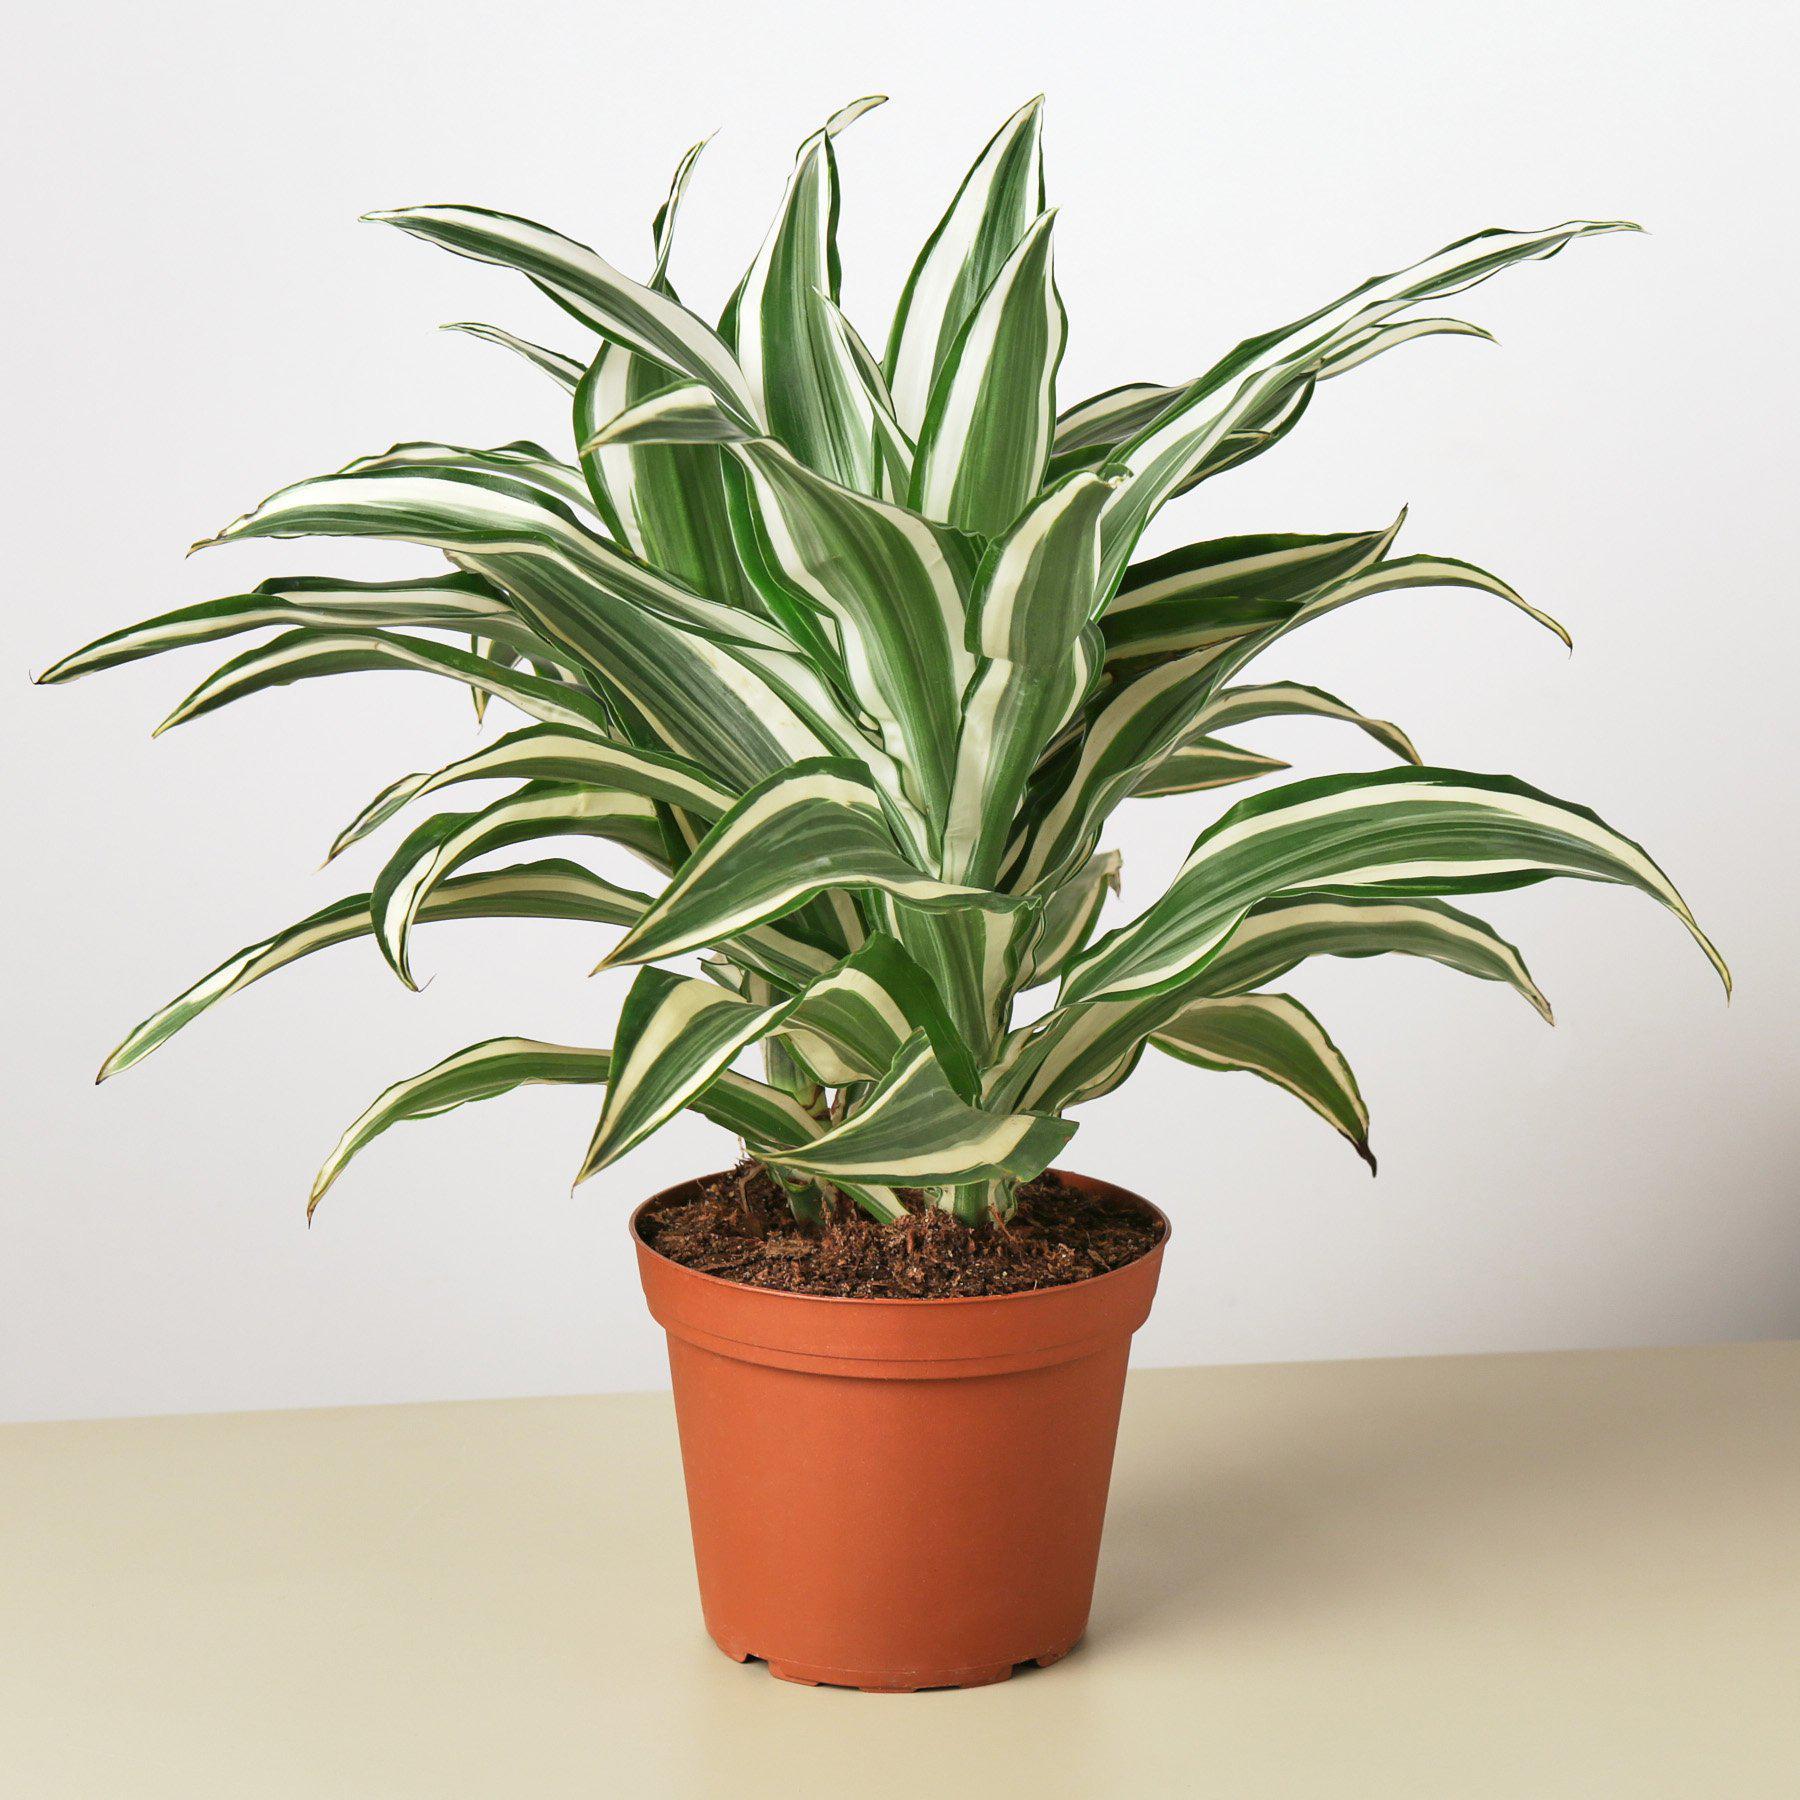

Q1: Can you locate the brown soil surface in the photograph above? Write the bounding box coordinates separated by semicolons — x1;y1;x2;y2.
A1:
636;1162;1164;1299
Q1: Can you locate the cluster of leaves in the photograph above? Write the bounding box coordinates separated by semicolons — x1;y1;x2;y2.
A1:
41;98;1726;1226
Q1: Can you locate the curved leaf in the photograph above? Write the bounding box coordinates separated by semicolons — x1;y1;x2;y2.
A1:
1064;765;1729;1006
310;1036;820;1215
36;572;547;686
885;98;1045;436
155;627;614;737
366;204;759;421
724;98;887;490
1097;221;1637;594
911;209;1064;534
761;1031;1072;1188
1152;994;1374;1170
442;321;584;392
328;724;736;862
98;862;648;1081
601;759;1020;971
941;469;1113;882
372;783;668;989
1194;891;1553;1021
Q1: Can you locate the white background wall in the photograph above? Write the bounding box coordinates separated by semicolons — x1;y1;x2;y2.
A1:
5;0;1795;1423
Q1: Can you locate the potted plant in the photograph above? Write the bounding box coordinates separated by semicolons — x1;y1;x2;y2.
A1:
41;96;1725;1691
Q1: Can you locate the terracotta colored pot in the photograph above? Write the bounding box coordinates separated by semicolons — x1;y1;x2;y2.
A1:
631;1169;1167;1692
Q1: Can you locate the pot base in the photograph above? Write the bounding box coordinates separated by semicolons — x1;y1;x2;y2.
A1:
714;1633;1079;1692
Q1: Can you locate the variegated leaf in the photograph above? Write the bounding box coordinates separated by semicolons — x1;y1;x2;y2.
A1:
442;322;584;392
601;760;1020;970
940;469;1113;883
1152;993;1373;1169
327;723;736;862
35;572;554;686
366;204;760;422
1063;765;1728;1007
1097;221;1638;594
911;209;1064;535
1192;891;1553;1021
885;98;1045;437
724;98;887;490
372;782;669;989
759;1032;1072;1189
98;862;648;1081
312;1036;820;1214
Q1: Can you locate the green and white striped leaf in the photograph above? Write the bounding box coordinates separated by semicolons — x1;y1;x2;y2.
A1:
1007;645;1253;892
1128;738;1289;798
1051;381;1176;468
1014;547;1563;892
940;469;1113;882
312;1036;820;1215
154;627;614;737
581;377;756;450
196;459;898;800
327;723;736;862
35;572;554;686
572;138;752;610
1102;519;1403;661
577;967;792;1179
723;439;978;832
1018;849;1122;988
1151;993;1373;1170
1063;765;1729;1007
99;862;648;1081
911;209;1064;535
579;926;973;1183
372;783;669;989
601;760;1019;971
781;932;977;1097
1192;892;1553;1021
366;204;760;422
1052;319;1489;482
759;1032;1072;1188
1184;681;1420;765
1097;221;1637;594
885;98;1045;437
442;322;584;392
724;98;886;491
1221;553;1572;677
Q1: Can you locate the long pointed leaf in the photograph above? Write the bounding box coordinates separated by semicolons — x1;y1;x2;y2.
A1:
311;1037;819;1214
155;627;614;737
98;862;648;1081
724;99;886;489
941;470;1113;882
601;759;1019;970
885;98;1045;436
911;209;1064;535
1151;994;1374;1169
328;724;736;861
759;1032;1072;1188
372;783;668;988
1064;765;1729;1006
366;204;759;421
1193;892;1554;1021
1097;221;1637;593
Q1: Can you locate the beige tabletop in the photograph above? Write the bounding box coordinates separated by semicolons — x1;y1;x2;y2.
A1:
3;1342;1796;1799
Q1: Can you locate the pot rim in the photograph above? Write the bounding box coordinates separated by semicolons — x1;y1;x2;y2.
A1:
628;1164;1170;1312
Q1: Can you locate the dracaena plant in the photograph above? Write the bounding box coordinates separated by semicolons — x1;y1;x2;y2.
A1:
41;97;1727;1228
